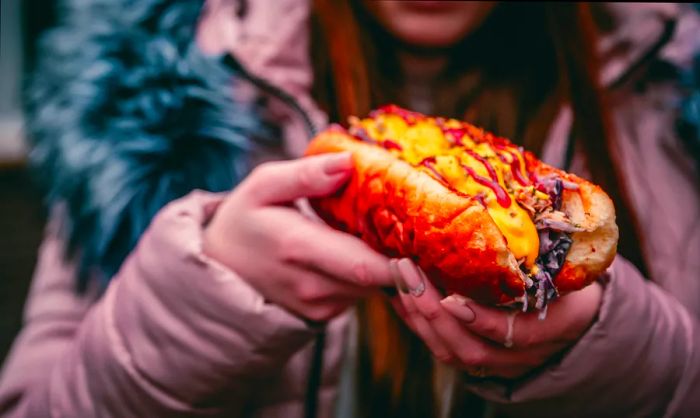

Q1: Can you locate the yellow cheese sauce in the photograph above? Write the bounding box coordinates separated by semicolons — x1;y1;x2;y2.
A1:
353;109;541;267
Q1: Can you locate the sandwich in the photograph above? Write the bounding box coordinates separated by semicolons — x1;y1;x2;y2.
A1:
305;105;618;313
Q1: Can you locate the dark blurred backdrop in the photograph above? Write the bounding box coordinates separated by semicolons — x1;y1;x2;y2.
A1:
0;0;58;363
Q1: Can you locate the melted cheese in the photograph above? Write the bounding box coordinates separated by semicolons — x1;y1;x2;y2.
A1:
359;114;540;267
487;204;539;266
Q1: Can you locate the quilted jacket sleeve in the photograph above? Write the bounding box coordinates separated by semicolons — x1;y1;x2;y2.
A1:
468;257;700;418
0;191;318;417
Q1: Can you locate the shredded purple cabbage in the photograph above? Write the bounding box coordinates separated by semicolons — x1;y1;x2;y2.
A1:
546;178;564;210
522;176;575;317
538;230;572;276
521;230;570;317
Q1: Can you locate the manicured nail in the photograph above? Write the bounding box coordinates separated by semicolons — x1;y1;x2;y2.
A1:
396;258;425;297
389;259;409;294
322;152;353;175
440;294;476;323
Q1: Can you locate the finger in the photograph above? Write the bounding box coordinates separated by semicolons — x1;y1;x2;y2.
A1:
277;262;371;303
443;282;601;349
395;259;469;339
396;281;546;375
397;289;453;363
267;209;395;287
464;341;568;379
295;265;374;301
392;259;555;374
440;295;515;347
262;265;361;322
243;153;353;205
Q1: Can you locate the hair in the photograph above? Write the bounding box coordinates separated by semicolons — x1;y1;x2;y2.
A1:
311;2;646;416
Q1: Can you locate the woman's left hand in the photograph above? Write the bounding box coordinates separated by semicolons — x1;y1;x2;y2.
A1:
388;258;603;379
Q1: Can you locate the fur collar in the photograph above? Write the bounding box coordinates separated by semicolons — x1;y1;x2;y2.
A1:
27;0;276;290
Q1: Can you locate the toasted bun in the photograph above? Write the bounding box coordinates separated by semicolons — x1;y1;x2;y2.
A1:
534;163;618;293
305;116;618;306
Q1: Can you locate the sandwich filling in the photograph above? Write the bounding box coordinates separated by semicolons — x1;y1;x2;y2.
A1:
345;105;582;311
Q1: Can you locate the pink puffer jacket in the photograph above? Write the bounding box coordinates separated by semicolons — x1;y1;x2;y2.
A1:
1;1;699;417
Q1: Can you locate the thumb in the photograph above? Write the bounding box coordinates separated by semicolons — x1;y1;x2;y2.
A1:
243;152;353;205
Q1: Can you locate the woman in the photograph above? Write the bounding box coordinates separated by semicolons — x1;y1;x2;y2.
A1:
0;1;698;417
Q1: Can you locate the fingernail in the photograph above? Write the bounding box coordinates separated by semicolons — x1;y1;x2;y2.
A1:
396;258;425;297
440;294;476;323
389;259;409;294
322;152;353;175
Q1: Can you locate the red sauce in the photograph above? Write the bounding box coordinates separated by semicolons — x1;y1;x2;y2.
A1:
420;157;449;187
465;150;499;181
508;152;530;186
442;128;466;145
364;106;527;209
462;125;486;143
462;164;512;208
530;173;540;185
414;157;473;198
473;193;487;208
501;150;530;186
520;152;540;184
372;104;421;125
492;144;530;186
382;140;403;151
489;135;510;147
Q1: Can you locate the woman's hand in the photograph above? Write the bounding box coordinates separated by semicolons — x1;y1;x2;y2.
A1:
203;152;395;322
389;258;602;378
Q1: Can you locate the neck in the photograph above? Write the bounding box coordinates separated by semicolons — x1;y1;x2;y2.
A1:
396;51;449;114
398;50;449;83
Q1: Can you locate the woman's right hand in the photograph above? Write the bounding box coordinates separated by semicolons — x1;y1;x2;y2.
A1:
203;152;395;322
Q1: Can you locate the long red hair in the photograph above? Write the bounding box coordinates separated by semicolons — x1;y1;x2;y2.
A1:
311;2;645;416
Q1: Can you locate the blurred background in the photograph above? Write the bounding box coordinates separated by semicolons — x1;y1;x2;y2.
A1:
0;0;57;362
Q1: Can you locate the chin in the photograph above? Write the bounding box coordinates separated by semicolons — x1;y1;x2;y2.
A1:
363;1;497;49
392;22;473;48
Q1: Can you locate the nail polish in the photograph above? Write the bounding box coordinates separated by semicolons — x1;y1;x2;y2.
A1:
390;259;410;294
440;294;476;323
396;258;425;297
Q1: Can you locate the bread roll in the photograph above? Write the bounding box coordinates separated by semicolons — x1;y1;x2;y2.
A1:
305;105;618;309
